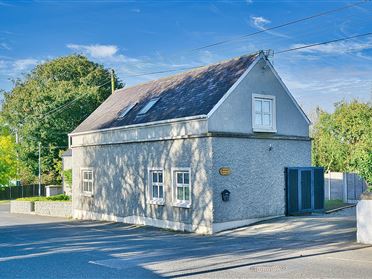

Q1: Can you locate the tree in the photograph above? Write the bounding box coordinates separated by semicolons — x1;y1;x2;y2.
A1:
0;55;122;184
312;101;372;184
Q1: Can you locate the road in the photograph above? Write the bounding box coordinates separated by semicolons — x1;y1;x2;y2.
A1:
0;202;372;278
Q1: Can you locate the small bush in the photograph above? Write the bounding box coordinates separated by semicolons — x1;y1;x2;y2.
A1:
17;194;71;202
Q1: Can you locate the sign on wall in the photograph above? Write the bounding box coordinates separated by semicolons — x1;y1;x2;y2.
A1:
219;167;231;176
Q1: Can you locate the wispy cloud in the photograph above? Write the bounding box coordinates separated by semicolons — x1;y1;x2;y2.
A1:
131;8;141;13
289;39;372;55
13;58;39;71
0;42;11;50
66;44;118;58
249;16;290;38
250;16;270;29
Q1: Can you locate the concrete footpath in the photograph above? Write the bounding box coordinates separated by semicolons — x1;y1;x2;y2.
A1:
1;202;372;278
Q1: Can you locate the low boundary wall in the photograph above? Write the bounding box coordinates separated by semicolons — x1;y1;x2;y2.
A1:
10;201;72;218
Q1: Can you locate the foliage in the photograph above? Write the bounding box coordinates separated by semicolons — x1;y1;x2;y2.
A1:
63;169;72;187
312;101;372;185
0;135;17;186
16;194;70;202
1;55;122;185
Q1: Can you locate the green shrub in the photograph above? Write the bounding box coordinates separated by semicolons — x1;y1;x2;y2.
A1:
63;169;72;187
17;194;71;202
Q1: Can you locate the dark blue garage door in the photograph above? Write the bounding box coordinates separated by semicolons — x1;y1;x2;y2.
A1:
285;167;324;215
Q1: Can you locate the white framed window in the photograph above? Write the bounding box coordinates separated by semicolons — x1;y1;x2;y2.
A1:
172;168;191;208
138;97;160;115
81;168;93;195
148;169;164;205
252;94;276;132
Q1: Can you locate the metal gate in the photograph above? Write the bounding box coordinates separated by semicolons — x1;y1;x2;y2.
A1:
285;167;324;215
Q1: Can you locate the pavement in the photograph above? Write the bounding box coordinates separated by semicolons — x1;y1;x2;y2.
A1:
1;202;372;278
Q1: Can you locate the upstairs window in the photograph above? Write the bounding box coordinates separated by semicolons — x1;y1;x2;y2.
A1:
252;94;276;132
138;98;160;115
118;103;136;119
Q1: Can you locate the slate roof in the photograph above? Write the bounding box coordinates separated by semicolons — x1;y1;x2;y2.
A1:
72;53;259;133
61;149;72;157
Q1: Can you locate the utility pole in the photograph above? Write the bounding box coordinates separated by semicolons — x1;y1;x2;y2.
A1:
111;69;115;94
38;142;41;197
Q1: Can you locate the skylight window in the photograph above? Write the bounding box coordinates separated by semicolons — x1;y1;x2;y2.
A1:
138;98;160;115
118;103;136;119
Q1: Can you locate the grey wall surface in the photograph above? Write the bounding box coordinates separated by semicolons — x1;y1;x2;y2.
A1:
72;137;213;230
211;137;311;223
208;58;309;137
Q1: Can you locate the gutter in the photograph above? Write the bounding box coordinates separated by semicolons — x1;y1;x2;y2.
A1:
68;115;208;137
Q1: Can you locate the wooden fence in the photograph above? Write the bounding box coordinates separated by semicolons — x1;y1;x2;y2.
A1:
0;185;46;200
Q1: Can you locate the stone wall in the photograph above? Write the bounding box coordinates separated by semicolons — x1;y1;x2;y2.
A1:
10;200;72;218
34;201;72;218
10;201;34;214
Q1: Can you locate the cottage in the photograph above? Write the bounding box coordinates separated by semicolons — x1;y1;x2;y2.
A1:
69;51;311;234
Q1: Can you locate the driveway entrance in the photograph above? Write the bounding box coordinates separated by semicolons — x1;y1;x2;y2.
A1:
1;202;371;278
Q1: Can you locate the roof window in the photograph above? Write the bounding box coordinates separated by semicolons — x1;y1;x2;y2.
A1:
138;98;160;115
118;103;136;119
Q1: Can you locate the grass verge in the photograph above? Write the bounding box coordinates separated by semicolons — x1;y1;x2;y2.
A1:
325;199;350;211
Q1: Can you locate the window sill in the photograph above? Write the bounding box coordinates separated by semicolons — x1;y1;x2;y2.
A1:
147;199;165;206
172;202;191;209
252;127;277;133
81;193;94;198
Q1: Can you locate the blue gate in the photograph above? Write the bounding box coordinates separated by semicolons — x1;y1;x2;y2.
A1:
285;167;324;215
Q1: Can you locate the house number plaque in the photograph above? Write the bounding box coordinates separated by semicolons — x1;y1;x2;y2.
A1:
219;167;231;176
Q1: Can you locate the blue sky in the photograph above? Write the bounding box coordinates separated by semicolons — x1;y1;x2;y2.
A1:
0;0;371;116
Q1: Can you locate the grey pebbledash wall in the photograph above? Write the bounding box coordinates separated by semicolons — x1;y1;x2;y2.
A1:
211;137;311;223
72;137;214;232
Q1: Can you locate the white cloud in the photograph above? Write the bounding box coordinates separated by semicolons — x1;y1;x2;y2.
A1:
13;58;39;71
66;44;118;58
0;43;11;50
289;39;372;55
250;16;270;29
245;0;253;4
131;8;141;13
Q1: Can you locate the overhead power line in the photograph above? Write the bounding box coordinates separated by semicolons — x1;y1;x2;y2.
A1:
191;0;370;51
276;32;372;54
121;32;372;79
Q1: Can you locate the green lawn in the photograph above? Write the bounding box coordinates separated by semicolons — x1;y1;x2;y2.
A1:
325;199;350;211
0;200;10;204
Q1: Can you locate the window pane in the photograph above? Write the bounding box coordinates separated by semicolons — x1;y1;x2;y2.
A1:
177;173;183;184
263;114;271;126
88;182;93;192
184;172;189;184
177;186;184;200
263;100;271;113
152;172;158;183
84;172;88;179
255;113;262;125
255;100;262;113
83;181;87;191
158;172;163;183
153;185;158;198
89;172;92;180
159;186;163;198
184;186;190;201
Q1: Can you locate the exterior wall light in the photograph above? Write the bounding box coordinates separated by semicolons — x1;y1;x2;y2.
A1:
221;189;230;202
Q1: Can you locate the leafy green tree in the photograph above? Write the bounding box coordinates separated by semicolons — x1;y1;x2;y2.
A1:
1;55;122;184
312;101;372;184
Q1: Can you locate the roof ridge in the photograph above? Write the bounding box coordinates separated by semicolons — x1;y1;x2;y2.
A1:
115;51;260;93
